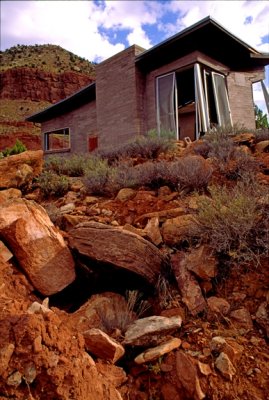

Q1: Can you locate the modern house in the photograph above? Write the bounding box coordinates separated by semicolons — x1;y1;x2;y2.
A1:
27;16;269;155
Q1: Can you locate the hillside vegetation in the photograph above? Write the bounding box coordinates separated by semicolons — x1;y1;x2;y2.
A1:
0;44;96;75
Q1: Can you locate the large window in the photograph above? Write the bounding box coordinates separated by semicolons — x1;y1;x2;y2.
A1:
156;63;232;140
156;73;177;136
44;128;70;152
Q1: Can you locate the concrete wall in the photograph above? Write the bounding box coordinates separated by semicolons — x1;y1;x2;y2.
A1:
96;45;145;149
41;100;97;155
226;70;265;130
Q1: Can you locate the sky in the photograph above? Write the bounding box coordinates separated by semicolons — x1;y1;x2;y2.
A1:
1;0;269;114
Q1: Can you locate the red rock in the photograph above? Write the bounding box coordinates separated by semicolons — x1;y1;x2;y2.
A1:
230;308;253;331
176;351;205;399
0;67;93;103
162;215;202;246
207;297;231;315
0;198;75;295
68;221;164;285
171;253;206;315
0;150;43;189
184;245;217;280
83;328;125;364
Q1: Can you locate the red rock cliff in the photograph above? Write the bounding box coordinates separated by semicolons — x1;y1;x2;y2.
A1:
0;68;94;103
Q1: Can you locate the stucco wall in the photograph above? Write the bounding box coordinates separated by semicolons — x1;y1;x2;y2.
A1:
41;100;97;154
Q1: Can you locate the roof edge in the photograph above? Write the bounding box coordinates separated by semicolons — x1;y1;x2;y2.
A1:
26;81;96;122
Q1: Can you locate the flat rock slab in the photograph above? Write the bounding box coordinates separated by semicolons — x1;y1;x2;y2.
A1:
134;337;181;364
0;198;75;295
123;316;182;346
68;221;165;285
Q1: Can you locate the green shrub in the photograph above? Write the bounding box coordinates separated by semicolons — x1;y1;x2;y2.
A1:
196;181;269;264
2;139;27;157
96;135;174;164
38;171;69;197
83;158;112;195
203;131;259;179
45;154;98;177
133;156;212;193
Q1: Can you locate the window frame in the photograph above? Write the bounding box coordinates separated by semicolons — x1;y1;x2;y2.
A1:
44;127;71;153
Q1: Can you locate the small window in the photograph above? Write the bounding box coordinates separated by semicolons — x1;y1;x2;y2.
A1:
44;128;70;151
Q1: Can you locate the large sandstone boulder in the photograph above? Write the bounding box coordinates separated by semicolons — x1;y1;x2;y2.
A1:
0;150;43;189
0;198;75;295
68;222;164;285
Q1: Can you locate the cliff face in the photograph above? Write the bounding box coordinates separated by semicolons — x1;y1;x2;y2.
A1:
0;68;94;103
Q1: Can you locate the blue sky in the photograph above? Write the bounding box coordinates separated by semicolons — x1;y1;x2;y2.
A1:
1;0;268;113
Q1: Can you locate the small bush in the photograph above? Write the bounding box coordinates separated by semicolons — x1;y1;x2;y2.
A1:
83;158;112;195
38;171;69;197
203;131;259;179
96;135;174;164
196;181;269;264
133;156;212;193
2;139;27;157
97;290;150;335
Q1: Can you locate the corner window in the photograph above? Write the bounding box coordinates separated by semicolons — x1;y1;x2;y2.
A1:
44;128;70;151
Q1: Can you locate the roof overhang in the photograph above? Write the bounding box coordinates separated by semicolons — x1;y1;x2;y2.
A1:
26;82;96;123
135;16;269;72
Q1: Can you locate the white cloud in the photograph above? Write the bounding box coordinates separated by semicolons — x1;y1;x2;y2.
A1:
1;0;268;62
167;0;269;52
0;1;126;61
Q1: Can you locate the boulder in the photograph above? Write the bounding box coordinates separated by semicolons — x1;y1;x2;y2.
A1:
162;215;202;246
123;316;182;346
207;297;230;316
66;292;134;335
176;351;205;400
96;362;127;387
184;245;217;280
230;308;253;331
171;253;207;315
215;352;236;381
116;188;136;202
68;221;164;285
0;188;22;204
255;302;269;338
83;329;125;364
255;140;269;153
135;207;186;226
0;198;75;295
144;217;162;246
0;150;43;189
0;240;13;262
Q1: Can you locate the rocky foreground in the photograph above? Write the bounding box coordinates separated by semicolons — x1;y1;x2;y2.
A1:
0;138;268;400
